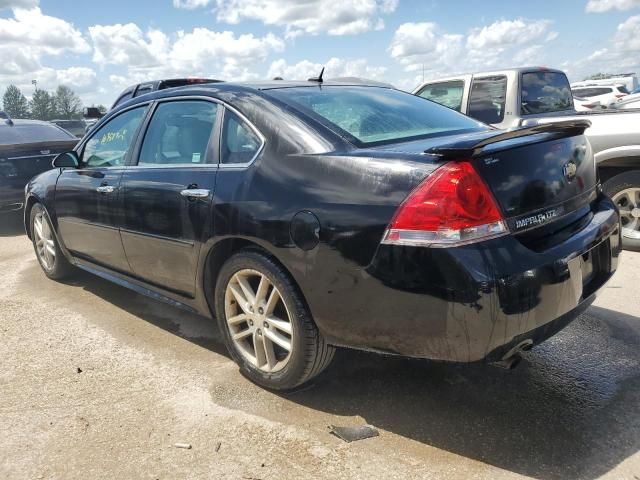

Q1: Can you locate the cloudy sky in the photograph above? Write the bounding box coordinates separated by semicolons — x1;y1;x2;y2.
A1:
1;0;639;106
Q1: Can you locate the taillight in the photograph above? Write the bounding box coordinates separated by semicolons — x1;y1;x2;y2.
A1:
382;161;507;247
615;94;627;98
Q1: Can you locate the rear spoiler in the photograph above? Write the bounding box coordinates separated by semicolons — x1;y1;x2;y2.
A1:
424;120;591;159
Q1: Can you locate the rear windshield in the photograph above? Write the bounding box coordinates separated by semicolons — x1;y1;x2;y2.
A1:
266;86;486;146
521;72;574;115
0;123;75;145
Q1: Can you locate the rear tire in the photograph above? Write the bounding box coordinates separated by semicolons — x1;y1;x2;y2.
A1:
603;171;640;252
30;203;74;280
215;249;334;390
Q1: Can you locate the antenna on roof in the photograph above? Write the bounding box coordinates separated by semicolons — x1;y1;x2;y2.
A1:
308;67;325;83
0;111;13;126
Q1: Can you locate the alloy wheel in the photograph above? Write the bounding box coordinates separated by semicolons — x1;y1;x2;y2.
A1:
224;269;294;373
612;187;640;240
33;212;55;270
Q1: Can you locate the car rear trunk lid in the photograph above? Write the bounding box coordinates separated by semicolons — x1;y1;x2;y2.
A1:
423;120;597;233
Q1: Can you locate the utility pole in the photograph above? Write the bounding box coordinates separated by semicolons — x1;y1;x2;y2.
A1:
32;79;37;92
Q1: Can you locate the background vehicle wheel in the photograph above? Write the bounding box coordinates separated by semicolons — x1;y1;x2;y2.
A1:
30;203;74;280
603;171;640;252
215;250;334;390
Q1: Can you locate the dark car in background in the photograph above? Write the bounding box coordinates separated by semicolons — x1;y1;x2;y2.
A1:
24;81;620;390
50;119;86;138
0;113;77;213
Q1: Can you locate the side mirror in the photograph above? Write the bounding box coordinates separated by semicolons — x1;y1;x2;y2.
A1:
52;151;79;168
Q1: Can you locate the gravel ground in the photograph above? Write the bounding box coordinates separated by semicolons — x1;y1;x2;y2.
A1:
1;213;639;480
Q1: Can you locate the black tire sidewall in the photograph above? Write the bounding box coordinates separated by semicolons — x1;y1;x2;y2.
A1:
215;250;316;390
603;170;640;251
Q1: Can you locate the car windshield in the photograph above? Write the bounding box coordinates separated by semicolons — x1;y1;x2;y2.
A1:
266;86;487;146
0;123;75;145
521;72;574;115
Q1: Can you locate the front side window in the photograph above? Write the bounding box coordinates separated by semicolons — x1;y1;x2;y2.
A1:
81;106;147;168
521;72;573;115
138;101;217;166
266;86;485;146
416;80;465;111
467;76;507;124
220;110;262;164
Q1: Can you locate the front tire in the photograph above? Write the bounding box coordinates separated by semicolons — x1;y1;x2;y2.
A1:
603;171;640;252
215;250;334;390
30;203;74;280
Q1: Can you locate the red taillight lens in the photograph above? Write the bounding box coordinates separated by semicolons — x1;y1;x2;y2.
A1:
615;94;627;98
382;161;507;247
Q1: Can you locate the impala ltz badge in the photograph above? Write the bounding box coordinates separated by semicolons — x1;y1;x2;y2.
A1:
563;161;577;181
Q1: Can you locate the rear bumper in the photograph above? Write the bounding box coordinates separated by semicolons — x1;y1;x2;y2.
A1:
317;194;621;362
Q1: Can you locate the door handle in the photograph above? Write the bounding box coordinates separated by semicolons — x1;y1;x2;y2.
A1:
180;188;210;198
96;185;115;193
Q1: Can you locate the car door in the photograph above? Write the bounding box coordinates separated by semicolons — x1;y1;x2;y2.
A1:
119;99;219;296
55;105;148;272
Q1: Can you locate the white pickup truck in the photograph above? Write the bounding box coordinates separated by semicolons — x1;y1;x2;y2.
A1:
414;67;640;250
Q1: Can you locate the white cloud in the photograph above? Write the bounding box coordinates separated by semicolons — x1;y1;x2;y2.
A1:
466;19;553;50
267;57;387;81
586;0;640;12
388;22;464;72
0;7;94;98
89;24;169;68
90;22;284;90
0;0;38;9
172;0;209;8
388;18;556;88
563;15;640;80
174;0;398;38
0;7;89;55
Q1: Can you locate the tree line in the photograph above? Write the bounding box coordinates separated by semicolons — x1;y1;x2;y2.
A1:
2;84;106;121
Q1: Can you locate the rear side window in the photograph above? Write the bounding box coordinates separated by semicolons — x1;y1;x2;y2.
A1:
138;101;217;166
617;85;630;94
416;80;464;111
220;110;262;165
521;72;573;115
467;76;507;124
81;106;147;168
0;123;75;145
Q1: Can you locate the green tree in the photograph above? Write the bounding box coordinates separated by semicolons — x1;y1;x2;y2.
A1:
54;85;82;119
29;89;55;121
2;85;30;118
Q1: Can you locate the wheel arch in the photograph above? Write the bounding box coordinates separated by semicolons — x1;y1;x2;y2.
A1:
201;237;305;320
597;154;640;184
23;193;47;240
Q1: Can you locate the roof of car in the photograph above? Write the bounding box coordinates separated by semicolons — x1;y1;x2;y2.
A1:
111;79;397;110
0;119;59;127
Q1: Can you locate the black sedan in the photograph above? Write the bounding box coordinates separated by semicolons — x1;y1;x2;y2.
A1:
24;81;621;390
1;115;77;213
